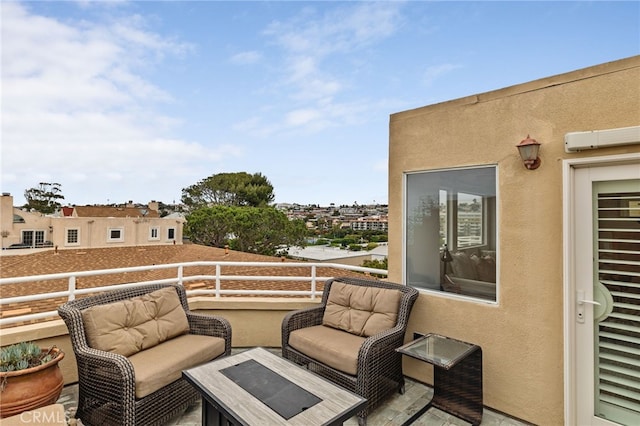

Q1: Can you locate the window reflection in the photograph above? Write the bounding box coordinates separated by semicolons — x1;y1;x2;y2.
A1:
406;166;497;301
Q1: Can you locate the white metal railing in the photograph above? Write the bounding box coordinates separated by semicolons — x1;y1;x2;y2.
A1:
0;261;387;326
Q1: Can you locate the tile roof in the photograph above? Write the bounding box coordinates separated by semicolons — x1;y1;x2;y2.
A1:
72;205;160;218
0;244;375;328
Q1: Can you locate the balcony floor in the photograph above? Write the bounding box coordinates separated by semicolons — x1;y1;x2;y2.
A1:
58;348;531;426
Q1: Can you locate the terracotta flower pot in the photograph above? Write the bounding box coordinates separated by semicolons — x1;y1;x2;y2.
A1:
0;348;65;418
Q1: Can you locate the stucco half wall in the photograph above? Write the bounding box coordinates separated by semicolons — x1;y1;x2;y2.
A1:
388;56;640;425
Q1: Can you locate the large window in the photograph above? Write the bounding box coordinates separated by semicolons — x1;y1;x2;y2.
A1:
405;166;497;301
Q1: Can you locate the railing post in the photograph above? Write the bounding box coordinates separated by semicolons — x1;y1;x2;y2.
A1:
215;264;221;298
311;265;317;300
177;265;184;286
68;276;76;301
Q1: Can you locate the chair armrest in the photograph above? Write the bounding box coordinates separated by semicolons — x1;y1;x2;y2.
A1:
282;306;324;332
356;325;407;385
73;346;137;410
281;305;324;345
186;312;232;355
360;325;407;357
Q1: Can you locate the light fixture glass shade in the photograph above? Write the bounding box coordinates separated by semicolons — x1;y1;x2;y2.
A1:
518;143;539;161
516;135;541;169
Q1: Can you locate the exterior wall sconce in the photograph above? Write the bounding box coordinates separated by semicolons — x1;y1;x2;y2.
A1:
1;230;9;238
516;135;541;170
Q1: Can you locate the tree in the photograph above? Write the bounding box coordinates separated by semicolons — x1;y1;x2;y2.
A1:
23;182;64;214
185;206;308;256
184;206;236;247
361;257;388;278
362;257;388;270
181;172;275;210
230;206;307;255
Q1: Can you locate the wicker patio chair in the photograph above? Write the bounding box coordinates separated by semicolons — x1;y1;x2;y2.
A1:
58;283;232;426
282;277;419;426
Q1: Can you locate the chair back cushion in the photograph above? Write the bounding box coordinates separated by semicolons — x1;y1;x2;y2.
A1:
81;286;190;356
322;280;401;337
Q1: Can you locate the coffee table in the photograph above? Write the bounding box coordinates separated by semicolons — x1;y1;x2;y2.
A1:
182;347;367;426
396;333;483;425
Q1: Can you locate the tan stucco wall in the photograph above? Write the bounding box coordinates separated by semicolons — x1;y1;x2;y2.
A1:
1;206;52;249
388;56;640;424
48;216;183;249
189;297;319;347
0;194;183;250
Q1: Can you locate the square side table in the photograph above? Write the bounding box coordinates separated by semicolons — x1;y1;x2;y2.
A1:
397;333;483;425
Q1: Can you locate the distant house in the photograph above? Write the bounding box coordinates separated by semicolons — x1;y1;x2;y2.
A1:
349;215;388;232
0;194;184;250
287;243;388;267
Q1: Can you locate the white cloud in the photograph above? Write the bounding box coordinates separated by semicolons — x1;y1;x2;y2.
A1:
285;108;321;127
230;50;262;64
0;3;235;205
246;2;403;136
423;63;463;87
265;2;402;57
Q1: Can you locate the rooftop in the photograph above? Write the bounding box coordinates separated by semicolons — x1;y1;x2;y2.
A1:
0;244;369;328
56;348;532;426
287;244;387;261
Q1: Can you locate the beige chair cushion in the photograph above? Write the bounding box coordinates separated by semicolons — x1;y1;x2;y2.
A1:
289;325;365;375
322;281;401;337
82;287;190;357
129;334;226;398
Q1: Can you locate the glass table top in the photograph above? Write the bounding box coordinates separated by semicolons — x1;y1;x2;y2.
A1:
396;333;478;369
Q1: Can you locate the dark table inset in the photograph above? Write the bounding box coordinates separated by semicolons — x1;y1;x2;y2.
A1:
220;358;322;420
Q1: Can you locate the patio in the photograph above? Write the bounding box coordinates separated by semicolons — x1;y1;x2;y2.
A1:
2;259;538;425
55;348;531;426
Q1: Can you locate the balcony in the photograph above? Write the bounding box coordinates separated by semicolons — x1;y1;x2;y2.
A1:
1;259;529;425
53;350;526;425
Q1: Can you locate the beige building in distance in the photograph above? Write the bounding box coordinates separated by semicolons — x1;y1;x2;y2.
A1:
1;194;184;251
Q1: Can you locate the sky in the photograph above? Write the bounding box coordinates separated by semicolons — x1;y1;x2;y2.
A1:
2;1;639;208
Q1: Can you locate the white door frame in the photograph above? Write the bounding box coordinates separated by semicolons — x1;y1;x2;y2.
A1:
563;152;640;425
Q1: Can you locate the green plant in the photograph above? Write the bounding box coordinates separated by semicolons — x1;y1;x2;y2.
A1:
0;342;55;373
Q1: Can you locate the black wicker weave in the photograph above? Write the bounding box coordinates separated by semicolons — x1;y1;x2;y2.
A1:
58;283;232;426
281;277;419;426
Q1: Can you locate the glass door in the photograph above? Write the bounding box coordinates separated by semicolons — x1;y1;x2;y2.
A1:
592;180;640;424
21;230;45;247
573;162;640;426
